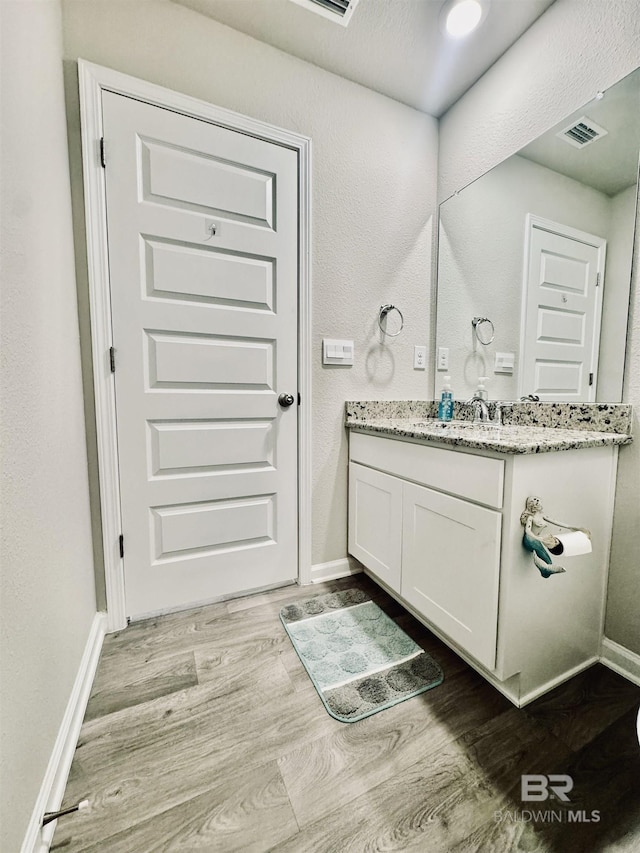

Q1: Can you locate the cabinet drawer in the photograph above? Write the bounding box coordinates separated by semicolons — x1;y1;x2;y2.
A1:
349;432;504;509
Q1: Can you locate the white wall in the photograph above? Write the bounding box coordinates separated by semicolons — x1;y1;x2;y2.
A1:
607;192;640;653
439;0;640;654
61;0;439;569
439;0;640;201
0;2;97;851
599;185;637;401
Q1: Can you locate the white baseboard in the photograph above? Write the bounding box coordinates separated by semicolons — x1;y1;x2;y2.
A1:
517;657;600;708
600;637;640;687
21;612;107;853
310;557;363;583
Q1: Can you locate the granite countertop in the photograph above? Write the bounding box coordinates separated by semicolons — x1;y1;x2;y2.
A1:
345;401;633;455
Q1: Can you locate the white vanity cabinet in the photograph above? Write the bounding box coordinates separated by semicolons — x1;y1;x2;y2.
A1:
348;430;619;706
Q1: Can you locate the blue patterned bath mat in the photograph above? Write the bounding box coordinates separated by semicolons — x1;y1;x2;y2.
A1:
280;589;443;722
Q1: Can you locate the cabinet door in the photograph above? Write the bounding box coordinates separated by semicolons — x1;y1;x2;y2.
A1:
348;462;402;593
401;482;501;670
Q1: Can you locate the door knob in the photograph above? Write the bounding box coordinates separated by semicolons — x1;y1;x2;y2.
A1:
278;393;295;408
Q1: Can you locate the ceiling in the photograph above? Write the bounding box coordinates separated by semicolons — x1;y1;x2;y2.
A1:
519;67;640;197
170;0;556;117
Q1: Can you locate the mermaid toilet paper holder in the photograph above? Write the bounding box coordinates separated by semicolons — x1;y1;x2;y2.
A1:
520;496;592;579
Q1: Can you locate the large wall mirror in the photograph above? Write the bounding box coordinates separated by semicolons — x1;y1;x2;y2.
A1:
435;66;640;403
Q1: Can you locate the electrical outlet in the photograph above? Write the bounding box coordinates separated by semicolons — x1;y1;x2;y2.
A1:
414;346;426;369
437;347;449;370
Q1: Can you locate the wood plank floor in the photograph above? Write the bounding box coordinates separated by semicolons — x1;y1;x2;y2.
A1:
52;575;640;852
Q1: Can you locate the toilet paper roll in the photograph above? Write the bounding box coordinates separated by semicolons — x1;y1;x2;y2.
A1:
551;531;592;557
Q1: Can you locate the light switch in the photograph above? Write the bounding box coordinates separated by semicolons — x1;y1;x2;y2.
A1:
494;352;515;374
323;338;354;366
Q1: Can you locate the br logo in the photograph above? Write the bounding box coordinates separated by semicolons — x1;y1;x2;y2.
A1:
521;775;573;802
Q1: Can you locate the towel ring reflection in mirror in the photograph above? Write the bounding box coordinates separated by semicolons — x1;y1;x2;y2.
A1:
472;316;495;345
378;304;404;337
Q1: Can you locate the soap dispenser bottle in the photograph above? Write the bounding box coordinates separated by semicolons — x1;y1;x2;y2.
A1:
438;376;454;422
476;377;488;401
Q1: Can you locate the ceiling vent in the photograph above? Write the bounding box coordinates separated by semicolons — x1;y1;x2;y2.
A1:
289;0;360;27
556;116;609;149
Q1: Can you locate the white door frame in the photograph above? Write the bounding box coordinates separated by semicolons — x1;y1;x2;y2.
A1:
78;60;312;632
518;213;606;401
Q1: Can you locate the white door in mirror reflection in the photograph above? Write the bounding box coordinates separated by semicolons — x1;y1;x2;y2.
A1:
520;214;605;402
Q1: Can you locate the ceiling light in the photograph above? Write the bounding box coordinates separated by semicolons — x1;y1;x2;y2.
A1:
445;0;483;38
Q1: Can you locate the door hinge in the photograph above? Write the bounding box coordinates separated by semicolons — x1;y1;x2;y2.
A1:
119;534;124;558
297;392;301;406
100;137;106;169
596;272;601;287
109;346;116;373
589;372;594;386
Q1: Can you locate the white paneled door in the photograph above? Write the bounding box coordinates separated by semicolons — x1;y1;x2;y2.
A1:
102;92;299;618
520;216;606;402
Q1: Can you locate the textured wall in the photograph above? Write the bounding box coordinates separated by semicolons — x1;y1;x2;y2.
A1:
439;0;640;655
62;0;439;569
439;0;640;201
0;2;97;850
607;195;640;653
599;186;638;401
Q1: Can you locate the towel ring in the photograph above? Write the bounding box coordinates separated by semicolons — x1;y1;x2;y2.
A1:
472;316;495;345
378;304;404;337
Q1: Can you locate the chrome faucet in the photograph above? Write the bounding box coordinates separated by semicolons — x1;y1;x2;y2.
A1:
468;396;504;425
469;395;490;423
